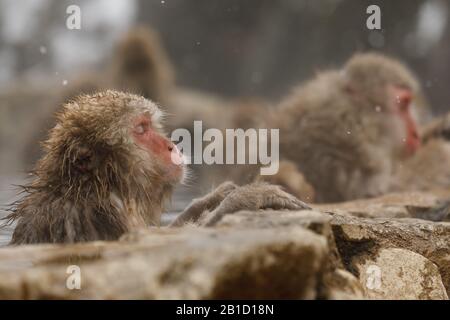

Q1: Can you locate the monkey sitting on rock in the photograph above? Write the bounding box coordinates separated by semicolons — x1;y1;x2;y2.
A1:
2;91;309;245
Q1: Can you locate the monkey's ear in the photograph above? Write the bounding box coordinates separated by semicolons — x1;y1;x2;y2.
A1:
73;146;94;173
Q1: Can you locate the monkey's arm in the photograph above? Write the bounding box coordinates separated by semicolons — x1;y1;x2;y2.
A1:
169;181;238;226
170;181;310;227
200;182;311;226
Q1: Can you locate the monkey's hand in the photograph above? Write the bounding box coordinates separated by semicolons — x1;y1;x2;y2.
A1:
201;182;311;226
169;181;238;227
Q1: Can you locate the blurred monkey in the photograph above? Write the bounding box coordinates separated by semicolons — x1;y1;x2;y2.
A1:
266;53;424;203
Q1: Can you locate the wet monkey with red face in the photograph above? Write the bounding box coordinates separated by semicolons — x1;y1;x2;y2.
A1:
3;91;308;245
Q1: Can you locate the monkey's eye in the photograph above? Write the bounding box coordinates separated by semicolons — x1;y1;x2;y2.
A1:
134;122;150;134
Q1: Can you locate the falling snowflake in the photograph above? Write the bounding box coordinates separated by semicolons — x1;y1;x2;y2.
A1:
39;46;47;55
62;80;68;86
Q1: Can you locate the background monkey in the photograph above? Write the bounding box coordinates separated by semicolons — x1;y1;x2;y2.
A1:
267;53;424;203
110;26;175;106
3;91;308;245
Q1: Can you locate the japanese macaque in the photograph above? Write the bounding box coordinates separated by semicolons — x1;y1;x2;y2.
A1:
110;26;175;106
269;53;423;203
3;91;308;245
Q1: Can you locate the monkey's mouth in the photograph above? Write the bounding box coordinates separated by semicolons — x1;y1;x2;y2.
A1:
165;145;186;183
169;144;186;167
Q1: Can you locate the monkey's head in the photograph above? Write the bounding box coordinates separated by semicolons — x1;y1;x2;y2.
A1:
343;53;422;158
40;90;185;199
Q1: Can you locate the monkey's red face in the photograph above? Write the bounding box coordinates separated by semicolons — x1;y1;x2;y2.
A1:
388;86;421;157
131;114;185;183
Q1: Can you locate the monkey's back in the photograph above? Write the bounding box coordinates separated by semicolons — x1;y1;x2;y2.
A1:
274;72;392;203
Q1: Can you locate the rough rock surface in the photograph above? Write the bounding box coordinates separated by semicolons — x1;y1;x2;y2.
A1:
317;190;450;220
329;214;450;297
1;190;450;299
357;248;447;299
0;227;327;299
320;268;364;299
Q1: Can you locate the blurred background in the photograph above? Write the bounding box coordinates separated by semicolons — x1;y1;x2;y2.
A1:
1;0;450;105
1;0;450;241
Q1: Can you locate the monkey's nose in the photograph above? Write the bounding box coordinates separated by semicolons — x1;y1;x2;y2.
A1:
169;144;185;166
168;145;173;152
